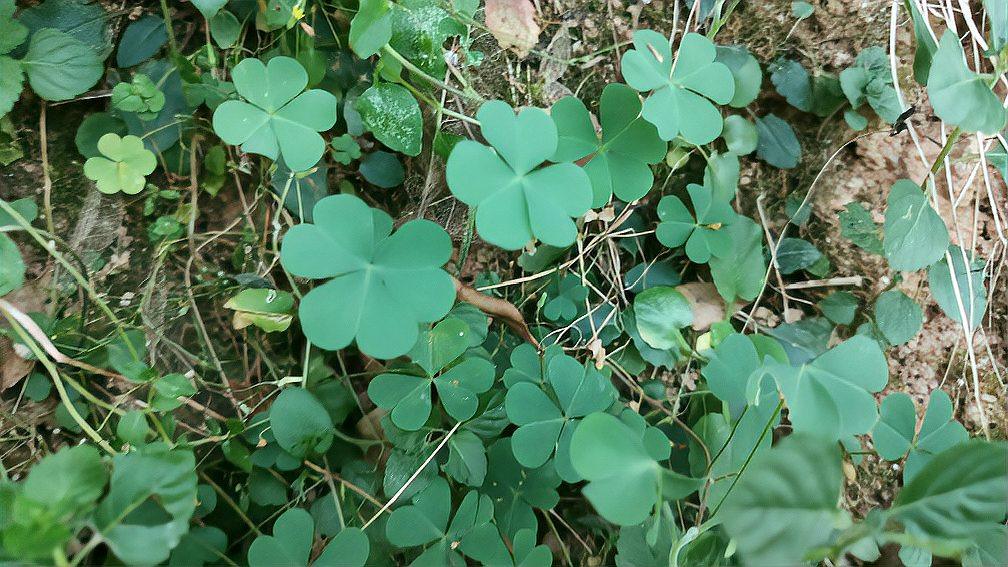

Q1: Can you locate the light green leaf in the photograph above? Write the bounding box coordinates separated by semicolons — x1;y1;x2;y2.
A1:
212;57;337;172
550;83;666;206
633;286;692;350
0;0;27;54
0;233;24;296
883;179;949;271
767;335;888;440
350;0;393;58
927;32;1006;133
280;194;455;358
82;133;157;195
0;56;23;118
656;184;735;263
116;410;150;446
721;434;846;565
191;0;228;19
891;441;1008;540
22;28;103;101
792;1;814;18
721;115;757;155
224;288;295;332
715;45;762;108
269;388;334;458
874;289;923;345
927;246;987;330
446;100;593;250
357;82;423;156
621;31;734;144
709;216;766;303
209;10;241;49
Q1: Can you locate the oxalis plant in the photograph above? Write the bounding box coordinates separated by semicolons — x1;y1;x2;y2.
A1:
0;0;1005;566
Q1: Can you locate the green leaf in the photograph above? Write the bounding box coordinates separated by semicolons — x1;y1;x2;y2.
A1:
269;388;334;458
792;1;814;18
446;100;593;250
22;28;103;101
0;0;27;55
314;527;370;567
505;353;615;472
873;390;968;482
927;32;1006;133
82;134;157;195
388;0;466;77
248;508;312;565
95;445;198;565
330;134;362;165
656;184;735;263
150;373;197;411
715;45;762;108
407;317;471;376
883;179;949;271
209;10;241;49
190;0;227;19
75;113;127;158
444;430;487;486
483;438;560;536
111;74;165;119
621;31;734;144
766;335;888;440
709;216;766;303
839;47;902;122
212;57;337;172
280;194;456;358
818;290;859;325
721;434;846;565
369;356;495;430
891;441;1008;540
116;410;150;446
770;58;811;111
906;0;938;83
0;56;23;118
359;150;404;187
22;445;107;517
721;115;757;155
927;246;987;330
701;333;765;412
550;83;666;206
874;289;922;345
755;113;801;168
350;0;393;58
542;273;587;323
775;237;822;274
19;0;112;58
571;412;686;526
357;82;423;156
839;201;884;254
633;286;692;350
224;288;295;332
703;150;740;201
116;15;167;67
169;527;227;567
0;233;25;296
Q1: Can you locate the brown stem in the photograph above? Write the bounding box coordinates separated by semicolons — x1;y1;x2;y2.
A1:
451;276;542;351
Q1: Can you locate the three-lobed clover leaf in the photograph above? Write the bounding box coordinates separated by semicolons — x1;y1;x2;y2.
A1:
883;179;949;272
504;353;616;480
872;390;967;483
368;318;496;430
446;100;593;250
483;438;561;537
82;133;157;195
620;31;735;144
386;476;506;565
550;83;667;207
248;508;369;567
763;335;888;441
280;194;456;359
542;273;588;323
656;183;736;263
110;74;165;120
213;56;337;172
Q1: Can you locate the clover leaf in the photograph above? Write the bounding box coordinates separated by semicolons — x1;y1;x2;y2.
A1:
280;194;456;359
484;438;561;537
269;387;334;458
872;390;968;483
883;179;949;271
927;245;987;330
213;56;337;172
386;477;503;565
368;319;496;430
764;335;888;440
330;133;361;165
446;100;593;250
505;353;616;479
550;83;666;206
111;74;165;120
248;508;369;567
571;412;696;526
542;273;587;323
927;32;1007;134
656;183;735;263
82;133;157;195
620;31;734;144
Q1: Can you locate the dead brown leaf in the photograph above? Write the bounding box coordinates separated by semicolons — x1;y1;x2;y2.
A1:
485;0;541;57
